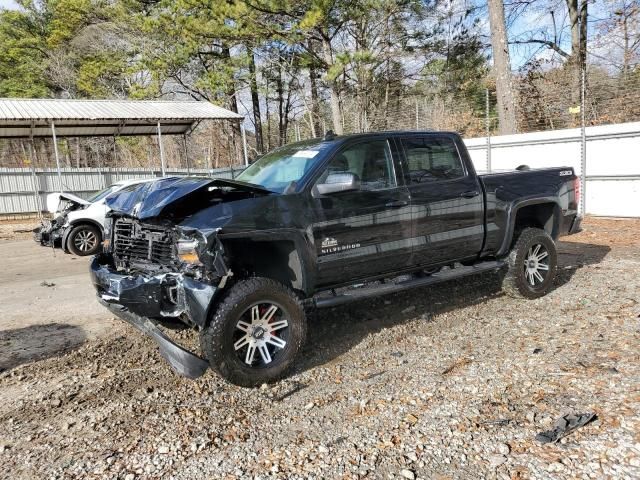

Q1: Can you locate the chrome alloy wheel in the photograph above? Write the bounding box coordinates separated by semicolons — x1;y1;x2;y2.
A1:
523;243;550;286
74;229;97;252
233;303;289;366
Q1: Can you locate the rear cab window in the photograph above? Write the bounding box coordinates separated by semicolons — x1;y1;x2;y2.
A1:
399;136;466;184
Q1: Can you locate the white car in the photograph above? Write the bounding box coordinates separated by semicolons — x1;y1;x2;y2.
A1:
34;178;155;256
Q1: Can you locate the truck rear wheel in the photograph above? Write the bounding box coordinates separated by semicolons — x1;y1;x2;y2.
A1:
200;277;307;387
502;227;558;299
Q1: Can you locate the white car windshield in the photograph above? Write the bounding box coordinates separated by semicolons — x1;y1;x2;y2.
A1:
87;185;119;203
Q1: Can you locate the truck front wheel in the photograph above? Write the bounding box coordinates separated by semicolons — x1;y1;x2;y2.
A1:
502;227;558;299
200;278;307;387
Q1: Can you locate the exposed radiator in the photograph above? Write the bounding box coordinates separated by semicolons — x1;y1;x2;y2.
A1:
113;219;175;265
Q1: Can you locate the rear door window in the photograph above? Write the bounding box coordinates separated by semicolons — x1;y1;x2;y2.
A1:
400;136;465;184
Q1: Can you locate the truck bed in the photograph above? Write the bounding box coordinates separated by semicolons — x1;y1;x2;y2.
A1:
478;166;580;257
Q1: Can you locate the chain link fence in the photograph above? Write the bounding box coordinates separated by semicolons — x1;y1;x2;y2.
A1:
1;62;639;216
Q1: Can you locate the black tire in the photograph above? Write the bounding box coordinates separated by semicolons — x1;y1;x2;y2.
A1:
67;224;102;256
502;227;558;299
200;277;307;387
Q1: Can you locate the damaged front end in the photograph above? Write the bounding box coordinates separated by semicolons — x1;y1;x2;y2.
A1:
34;192;90;247
90;215;232;378
33;215;66;247
90;176;272;378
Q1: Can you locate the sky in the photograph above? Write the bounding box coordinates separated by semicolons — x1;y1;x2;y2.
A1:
0;0;18;9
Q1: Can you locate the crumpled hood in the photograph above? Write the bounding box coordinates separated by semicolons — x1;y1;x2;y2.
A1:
105;176;270;221
45;192;90;213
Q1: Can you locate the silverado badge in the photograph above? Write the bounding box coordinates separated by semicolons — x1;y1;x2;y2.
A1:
320;237;360;254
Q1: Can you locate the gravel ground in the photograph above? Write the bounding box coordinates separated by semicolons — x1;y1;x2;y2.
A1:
0;217;638;479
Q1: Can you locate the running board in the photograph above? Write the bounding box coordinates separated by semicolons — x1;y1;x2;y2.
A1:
313;260;505;309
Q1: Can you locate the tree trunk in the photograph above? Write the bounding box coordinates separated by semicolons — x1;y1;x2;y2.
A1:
487;0;518;134
276;65;285;146
321;37;343;134
265;76;271;151
308;41;321;138
221;45;238;114
220;45;239;163
565;0;588;106
247;49;264;154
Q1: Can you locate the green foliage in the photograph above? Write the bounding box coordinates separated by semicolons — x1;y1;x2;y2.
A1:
0;8;50;97
76;54;126;97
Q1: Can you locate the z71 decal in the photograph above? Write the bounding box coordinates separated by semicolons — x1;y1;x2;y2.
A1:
559;170;573;176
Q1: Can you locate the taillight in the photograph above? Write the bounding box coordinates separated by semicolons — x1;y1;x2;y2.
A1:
574;177;581;208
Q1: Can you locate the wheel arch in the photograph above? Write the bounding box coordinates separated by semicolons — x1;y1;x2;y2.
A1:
218;230;315;298
498;199;561;257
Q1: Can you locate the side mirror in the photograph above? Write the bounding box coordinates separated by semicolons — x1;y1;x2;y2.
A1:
315;172;361;195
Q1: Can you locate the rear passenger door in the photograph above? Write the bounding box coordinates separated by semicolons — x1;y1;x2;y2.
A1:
310;138;412;286
397;135;484;266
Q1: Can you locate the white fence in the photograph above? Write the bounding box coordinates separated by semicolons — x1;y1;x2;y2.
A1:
0;166;241;215
465;121;640;217
1;121;639;217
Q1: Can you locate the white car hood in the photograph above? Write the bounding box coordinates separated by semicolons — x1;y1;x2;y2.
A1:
45;192;90;213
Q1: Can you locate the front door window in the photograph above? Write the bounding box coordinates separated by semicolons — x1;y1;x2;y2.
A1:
316;140;396;191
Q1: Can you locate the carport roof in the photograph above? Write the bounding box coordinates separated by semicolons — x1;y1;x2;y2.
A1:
0;98;244;138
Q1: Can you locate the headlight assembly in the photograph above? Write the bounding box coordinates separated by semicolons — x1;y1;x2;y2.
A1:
177;238;203;265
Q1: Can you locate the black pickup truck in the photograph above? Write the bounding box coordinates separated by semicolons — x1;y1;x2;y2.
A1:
91;131;581;386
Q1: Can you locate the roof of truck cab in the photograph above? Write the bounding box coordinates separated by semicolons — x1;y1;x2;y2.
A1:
304;130;461;143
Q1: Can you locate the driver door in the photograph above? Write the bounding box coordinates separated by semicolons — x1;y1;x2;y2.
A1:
310;138;412;287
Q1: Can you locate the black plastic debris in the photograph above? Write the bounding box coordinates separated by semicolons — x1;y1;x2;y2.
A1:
535;413;597;444
40;281;55;287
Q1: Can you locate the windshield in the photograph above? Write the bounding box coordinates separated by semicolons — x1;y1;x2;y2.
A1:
236;140;330;193
87;185;118;203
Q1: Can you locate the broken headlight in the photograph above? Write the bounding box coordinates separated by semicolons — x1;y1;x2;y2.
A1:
102;217;113;252
176;238;203;266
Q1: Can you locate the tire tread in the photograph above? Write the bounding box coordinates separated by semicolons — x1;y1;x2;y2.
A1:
502;227;558;299
200;277;306;387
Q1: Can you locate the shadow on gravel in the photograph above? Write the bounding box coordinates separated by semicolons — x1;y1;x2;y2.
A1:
0;323;86;372
554;240;611;289
299;241;610;374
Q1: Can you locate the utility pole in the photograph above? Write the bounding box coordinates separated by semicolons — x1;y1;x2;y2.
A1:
485;89;492;172
580;66;587;215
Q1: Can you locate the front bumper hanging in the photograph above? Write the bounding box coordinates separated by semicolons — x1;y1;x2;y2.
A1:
90;255;217;379
101;301;209;379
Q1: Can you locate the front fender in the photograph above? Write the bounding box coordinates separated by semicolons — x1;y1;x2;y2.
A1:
218;228;316;297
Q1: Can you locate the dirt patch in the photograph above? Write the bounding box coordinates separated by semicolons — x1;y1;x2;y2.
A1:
0;219;40;242
565;216;640;248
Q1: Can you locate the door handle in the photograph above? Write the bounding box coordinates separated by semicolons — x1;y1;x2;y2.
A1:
385;200;409;208
460;190;480;198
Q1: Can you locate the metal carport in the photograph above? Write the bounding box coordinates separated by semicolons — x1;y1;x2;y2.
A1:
0;98;246;188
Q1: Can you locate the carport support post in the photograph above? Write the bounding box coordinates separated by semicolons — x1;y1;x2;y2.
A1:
27;137;43;219
50;121;63;192
183;133;191;175
157;121;166;176
241;122;248;166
